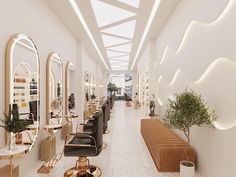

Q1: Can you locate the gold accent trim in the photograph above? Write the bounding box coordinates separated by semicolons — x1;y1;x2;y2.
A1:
65;62;76;116
5;33;40;152
46;52;63;125
38;153;63;174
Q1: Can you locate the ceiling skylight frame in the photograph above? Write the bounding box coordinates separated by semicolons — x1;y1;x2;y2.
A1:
90;0;136;27
131;0;161;70
69;0;109;70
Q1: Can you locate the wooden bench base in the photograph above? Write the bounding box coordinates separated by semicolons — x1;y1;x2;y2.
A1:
141;119;196;172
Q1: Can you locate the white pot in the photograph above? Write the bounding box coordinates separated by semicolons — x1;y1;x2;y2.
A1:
180;160;195;177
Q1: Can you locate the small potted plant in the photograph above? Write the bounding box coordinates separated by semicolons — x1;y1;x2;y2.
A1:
163;89;216;177
0;105;30;150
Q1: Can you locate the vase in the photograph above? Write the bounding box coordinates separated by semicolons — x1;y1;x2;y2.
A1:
15;133;22;144
7;132;17;151
180;160;195;177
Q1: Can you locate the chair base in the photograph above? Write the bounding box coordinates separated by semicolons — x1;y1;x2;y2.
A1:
104;130;110;134
102;143;107;149
64;165;102;177
64;157;102;177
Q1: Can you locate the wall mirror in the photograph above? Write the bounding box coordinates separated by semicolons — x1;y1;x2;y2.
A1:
46;53;63;125
65;62;77;116
85;71;89;103
5;33;40;152
89;73;94;98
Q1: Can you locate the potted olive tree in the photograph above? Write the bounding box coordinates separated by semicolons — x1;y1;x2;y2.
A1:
163;89;216;177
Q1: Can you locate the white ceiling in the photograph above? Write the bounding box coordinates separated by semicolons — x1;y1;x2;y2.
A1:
45;0;180;71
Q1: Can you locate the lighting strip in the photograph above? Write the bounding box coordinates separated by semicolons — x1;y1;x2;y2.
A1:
131;0;161;70
69;0;109;70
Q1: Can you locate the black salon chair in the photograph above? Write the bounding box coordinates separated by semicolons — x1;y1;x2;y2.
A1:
106;99;111;121
64;110;103;177
102;103;108;133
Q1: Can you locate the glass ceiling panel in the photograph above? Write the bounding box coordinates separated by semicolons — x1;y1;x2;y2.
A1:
111;66;128;70
102;20;136;38
108;43;132;53
90;0;136;27
109;56;130;61
109;60;128;64
107;50;129;58
117;0;140;8
102;34;130;47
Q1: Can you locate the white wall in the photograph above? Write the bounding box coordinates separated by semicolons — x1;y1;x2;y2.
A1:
137;0;236;177
0;0;106;176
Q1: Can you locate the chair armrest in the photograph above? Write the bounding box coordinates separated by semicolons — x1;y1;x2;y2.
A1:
65;133;96;147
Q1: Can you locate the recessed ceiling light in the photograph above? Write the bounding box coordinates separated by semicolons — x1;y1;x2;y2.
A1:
102;20;136;38
90;0;136;27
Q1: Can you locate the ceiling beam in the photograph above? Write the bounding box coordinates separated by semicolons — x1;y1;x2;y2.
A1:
107;49;130;55
99;0;139;13
101;32;132;40
100;15;137;30
106;41;131;48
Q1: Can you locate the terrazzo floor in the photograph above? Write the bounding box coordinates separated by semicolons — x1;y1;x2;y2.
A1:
26;101;198;177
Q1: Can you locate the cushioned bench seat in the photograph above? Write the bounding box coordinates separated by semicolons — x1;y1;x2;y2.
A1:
141;119;196;172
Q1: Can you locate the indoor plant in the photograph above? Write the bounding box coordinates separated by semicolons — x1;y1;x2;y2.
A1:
107;82;118;96
0;106;30;150
163;89;216;177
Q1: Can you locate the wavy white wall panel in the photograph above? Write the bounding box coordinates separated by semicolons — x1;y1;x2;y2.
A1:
165;58;236;130
155;0;230;64
160;0;235;83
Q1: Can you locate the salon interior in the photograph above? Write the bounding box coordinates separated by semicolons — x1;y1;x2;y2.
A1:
0;0;235;177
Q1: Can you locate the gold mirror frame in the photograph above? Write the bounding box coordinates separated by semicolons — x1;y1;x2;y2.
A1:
5;33;40;152
46;53;63;125
65;62;76;115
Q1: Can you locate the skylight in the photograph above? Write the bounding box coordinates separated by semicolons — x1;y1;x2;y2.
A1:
109;60;129;64
107;50;129;58
109;56;130;62
102;20;136;38
90;0;136;27
108;43;132;53
117;0;140;8
102;34;130;47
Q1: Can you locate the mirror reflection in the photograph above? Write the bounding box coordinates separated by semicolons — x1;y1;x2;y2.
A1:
85;71;89;103
4;33;40;152
65;62;77;116
47;53;63;125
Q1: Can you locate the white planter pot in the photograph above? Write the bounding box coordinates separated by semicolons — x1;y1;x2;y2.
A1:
180;160;195;177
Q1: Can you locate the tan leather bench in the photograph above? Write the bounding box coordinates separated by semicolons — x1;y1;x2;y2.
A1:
141;119;196;172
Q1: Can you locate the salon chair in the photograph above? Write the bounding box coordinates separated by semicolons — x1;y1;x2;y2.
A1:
102;103;110;134
64;110;103;177
106;99;111;121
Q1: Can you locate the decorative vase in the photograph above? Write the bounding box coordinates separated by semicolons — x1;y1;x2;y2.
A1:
180;160;195;177
15;133;22;144
7;132;16;151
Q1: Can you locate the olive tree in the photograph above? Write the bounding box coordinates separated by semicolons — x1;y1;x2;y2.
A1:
163;89;216;162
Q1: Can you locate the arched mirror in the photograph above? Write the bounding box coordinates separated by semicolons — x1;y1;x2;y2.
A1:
4;33;40;154
64;62;78;135
65;62;77;116
89;73;93;98
46;53;63;125
85;71;89;103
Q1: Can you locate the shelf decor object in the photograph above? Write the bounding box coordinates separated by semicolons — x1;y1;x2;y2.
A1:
2;33;40;177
